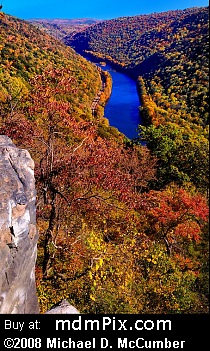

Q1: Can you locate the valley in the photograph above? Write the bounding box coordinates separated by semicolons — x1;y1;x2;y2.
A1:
0;6;209;314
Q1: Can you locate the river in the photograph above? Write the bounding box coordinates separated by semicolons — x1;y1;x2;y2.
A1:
85;57;142;139
101;63;142;139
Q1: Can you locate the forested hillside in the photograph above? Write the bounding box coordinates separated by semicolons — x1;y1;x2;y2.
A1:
67;6;209;194
29;18;100;41
0;14;103;124
0;10;209;314
67;7;208;74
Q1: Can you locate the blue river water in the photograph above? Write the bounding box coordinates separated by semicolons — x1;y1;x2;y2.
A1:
84;56;142;139
99;63;142;139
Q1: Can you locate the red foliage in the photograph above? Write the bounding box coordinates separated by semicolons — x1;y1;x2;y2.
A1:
140;187;209;245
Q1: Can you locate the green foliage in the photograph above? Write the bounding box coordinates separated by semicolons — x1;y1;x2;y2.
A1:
139;123;209;192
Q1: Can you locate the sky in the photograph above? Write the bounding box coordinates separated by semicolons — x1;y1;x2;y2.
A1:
2;0;209;20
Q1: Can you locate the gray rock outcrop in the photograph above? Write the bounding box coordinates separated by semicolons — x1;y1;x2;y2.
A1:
0;136;80;314
45;299;80;314
0;135;39;313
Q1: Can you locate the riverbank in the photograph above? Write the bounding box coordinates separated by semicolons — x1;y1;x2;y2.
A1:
92;67;112;117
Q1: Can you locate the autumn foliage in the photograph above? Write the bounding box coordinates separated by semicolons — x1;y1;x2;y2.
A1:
0;9;209;313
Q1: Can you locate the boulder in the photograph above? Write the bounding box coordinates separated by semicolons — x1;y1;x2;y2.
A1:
45;299;80;314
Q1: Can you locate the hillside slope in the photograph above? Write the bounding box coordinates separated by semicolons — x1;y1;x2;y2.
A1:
0;14;103;127
66;7;208;73
66;6;209;191
29;18;100;41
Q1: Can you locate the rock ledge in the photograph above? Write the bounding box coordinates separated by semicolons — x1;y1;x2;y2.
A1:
0;135;39;314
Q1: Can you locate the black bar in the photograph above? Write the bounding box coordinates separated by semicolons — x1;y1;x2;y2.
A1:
0;314;209;350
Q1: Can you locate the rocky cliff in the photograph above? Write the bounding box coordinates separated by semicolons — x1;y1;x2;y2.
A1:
0;135;39;313
0;136;80;314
